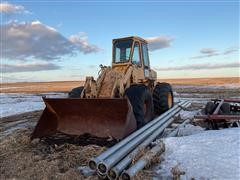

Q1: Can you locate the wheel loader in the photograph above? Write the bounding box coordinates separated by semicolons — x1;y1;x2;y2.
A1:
31;36;174;140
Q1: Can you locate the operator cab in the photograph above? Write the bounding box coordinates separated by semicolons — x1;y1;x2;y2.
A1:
112;36;150;69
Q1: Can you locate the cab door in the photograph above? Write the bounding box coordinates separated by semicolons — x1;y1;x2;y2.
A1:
141;43;150;79
132;41;145;81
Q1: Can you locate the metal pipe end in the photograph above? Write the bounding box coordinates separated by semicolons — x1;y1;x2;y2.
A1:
97;172;107;179
88;159;97;170
97;162;108;175
108;169;117;180
121;171;131;180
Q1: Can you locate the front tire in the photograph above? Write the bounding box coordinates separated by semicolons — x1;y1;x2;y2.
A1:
125;85;153;128
153;82;174;116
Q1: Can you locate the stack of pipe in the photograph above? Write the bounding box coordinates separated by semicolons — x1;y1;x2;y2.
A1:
88;101;190;179
121;141;165;180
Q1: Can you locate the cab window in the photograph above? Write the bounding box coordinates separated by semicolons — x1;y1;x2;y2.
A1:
132;42;141;66
114;40;133;63
142;43;150;68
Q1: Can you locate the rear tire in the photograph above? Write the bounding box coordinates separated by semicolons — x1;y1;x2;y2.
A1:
205;102;215;115
153;83;174;115
125;85;153;129
219;103;230;115
68;86;84;98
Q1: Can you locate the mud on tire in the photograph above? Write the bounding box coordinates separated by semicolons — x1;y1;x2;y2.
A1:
153;82;174;116
125;84;153;129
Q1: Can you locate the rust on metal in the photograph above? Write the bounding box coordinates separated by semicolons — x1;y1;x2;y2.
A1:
194;98;240;124
31;107;58;139
31;97;137;140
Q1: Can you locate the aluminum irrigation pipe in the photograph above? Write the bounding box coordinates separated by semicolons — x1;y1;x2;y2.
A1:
167;119;190;137
121;142;165;180
96;101;189;175
88;101;187;170
97;101;189;175
108;117;171;179
107;102;190;179
108;102;190;179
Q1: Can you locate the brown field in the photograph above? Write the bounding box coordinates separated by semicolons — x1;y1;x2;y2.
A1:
159;77;240;86
0;77;239;93
0;81;84;93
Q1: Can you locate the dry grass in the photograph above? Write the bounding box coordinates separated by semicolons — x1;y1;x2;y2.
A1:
0;111;106;179
0;129;105;180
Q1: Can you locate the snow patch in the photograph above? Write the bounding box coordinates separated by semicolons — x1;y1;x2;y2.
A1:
177;124;204;136
179;110;199;120
0;93;67;118
154;128;240;180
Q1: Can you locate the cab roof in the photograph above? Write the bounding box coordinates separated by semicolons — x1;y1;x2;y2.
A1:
112;36;148;44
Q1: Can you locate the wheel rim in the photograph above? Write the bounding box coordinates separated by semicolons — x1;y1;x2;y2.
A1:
168;92;173;108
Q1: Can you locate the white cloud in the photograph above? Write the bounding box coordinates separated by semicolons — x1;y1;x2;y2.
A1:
1;21;101;61
190;47;239;60
0;2;30;14
223;47;239;55
191;48;219;59
2;61;61;73
200;48;218;54
154;62;240;71
145;35;174;51
69;32;102;54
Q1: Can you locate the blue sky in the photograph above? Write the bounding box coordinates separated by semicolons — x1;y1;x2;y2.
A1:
1;0;239;82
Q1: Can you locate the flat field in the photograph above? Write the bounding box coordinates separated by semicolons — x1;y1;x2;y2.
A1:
159;77;239;86
1;77;239;93
0;81;84;93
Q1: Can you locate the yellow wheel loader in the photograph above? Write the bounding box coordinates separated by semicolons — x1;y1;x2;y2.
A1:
31;36;174;140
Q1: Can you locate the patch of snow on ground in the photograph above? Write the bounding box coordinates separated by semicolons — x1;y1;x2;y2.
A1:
0;93;67;118
177;124;204;136
179;110;200;120
154;128;240;180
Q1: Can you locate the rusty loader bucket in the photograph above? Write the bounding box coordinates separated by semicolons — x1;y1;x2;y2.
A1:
31;97;137;140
